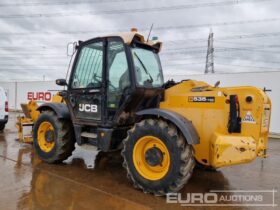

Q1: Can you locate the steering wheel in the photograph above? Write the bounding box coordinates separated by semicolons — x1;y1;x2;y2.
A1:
86;74;102;88
109;82;117;91
86;82;101;88
87;74;118;90
93;74;102;83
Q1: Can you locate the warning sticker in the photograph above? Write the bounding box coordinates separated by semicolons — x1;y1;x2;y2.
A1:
242;111;256;124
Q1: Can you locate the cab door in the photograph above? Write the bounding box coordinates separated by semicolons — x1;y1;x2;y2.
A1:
67;39;105;125
106;38;131;123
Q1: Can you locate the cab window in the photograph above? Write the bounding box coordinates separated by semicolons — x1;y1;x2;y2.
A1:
131;47;163;87
107;40;130;109
71;41;103;89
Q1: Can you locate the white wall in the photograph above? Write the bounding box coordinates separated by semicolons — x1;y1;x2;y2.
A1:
166;71;279;134
0;81;63;110
0;71;279;133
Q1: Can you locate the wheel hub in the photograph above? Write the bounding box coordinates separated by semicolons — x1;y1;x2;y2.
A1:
132;136;170;180
44;130;54;143
37;121;55;153
145;147;163;166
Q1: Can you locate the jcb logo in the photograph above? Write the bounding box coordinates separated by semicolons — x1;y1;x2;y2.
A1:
79;104;98;113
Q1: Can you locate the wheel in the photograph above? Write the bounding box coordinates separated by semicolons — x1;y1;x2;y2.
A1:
0;124;5;131
33;110;75;163
121;118;195;196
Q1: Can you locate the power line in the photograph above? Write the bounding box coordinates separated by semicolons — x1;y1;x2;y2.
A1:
163;54;280;64
0;53;63;56
2;17;280;36
164;70;280;76
0;64;65;67
1;31;280;58
164;58;280;69
163;56;206;62
2;45;280;57
164;62;205;67
2;42;280;54
166;31;280;45
0;68;64;71
0;45;65;49
155;17;280;32
1;61;279;72
0;0;137;7
162;45;280;55
215;47;280;53
215;63;280;70
205;29;214;73
215;55;280;64
215;40;280;47
0;0;271;19
0;56;68;60
215;70;280;74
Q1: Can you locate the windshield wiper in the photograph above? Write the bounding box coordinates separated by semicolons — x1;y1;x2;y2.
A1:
133;52;153;83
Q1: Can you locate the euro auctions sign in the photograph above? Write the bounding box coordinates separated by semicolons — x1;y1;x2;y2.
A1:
27;92;52;102
166;190;277;207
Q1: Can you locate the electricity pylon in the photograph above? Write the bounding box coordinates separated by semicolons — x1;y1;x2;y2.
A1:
205;28;214;74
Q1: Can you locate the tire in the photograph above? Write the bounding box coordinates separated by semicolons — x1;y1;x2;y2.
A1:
121;118;195;196
33;110;75;163
0;124;5;131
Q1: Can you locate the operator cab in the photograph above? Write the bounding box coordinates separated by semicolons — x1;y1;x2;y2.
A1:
57;31;164;130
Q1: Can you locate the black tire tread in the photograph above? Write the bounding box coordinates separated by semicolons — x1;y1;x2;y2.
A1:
121;118;195;196
34;110;75;163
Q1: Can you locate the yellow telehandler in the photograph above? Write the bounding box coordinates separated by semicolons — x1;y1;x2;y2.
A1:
31;30;271;195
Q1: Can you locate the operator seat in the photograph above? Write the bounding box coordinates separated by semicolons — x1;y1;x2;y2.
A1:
119;66;142;90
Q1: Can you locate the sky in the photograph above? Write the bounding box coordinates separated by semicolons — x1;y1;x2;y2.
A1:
0;0;280;81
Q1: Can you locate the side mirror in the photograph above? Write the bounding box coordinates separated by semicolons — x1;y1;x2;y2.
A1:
67;42;77;56
56;79;67;86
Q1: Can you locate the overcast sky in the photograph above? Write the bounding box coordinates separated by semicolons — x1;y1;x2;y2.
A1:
0;0;280;81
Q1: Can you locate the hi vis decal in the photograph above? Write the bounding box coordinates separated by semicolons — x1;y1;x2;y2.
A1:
242;111;256;124
79;104;98;113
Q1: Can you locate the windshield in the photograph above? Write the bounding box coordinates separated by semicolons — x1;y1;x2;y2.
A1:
131;47;163;87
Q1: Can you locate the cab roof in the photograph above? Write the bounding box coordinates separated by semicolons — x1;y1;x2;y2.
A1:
103;31;163;52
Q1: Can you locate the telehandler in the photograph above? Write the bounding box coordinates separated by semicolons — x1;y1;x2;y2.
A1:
33;30;271;195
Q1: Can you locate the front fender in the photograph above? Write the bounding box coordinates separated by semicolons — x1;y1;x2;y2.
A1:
136;108;200;145
37;103;70;119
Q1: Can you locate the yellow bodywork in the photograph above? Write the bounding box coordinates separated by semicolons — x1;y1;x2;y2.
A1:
160;80;271;168
16;101;40;143
16;94;64;143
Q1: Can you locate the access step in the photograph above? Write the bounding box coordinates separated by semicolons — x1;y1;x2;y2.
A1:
81;132;97;139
